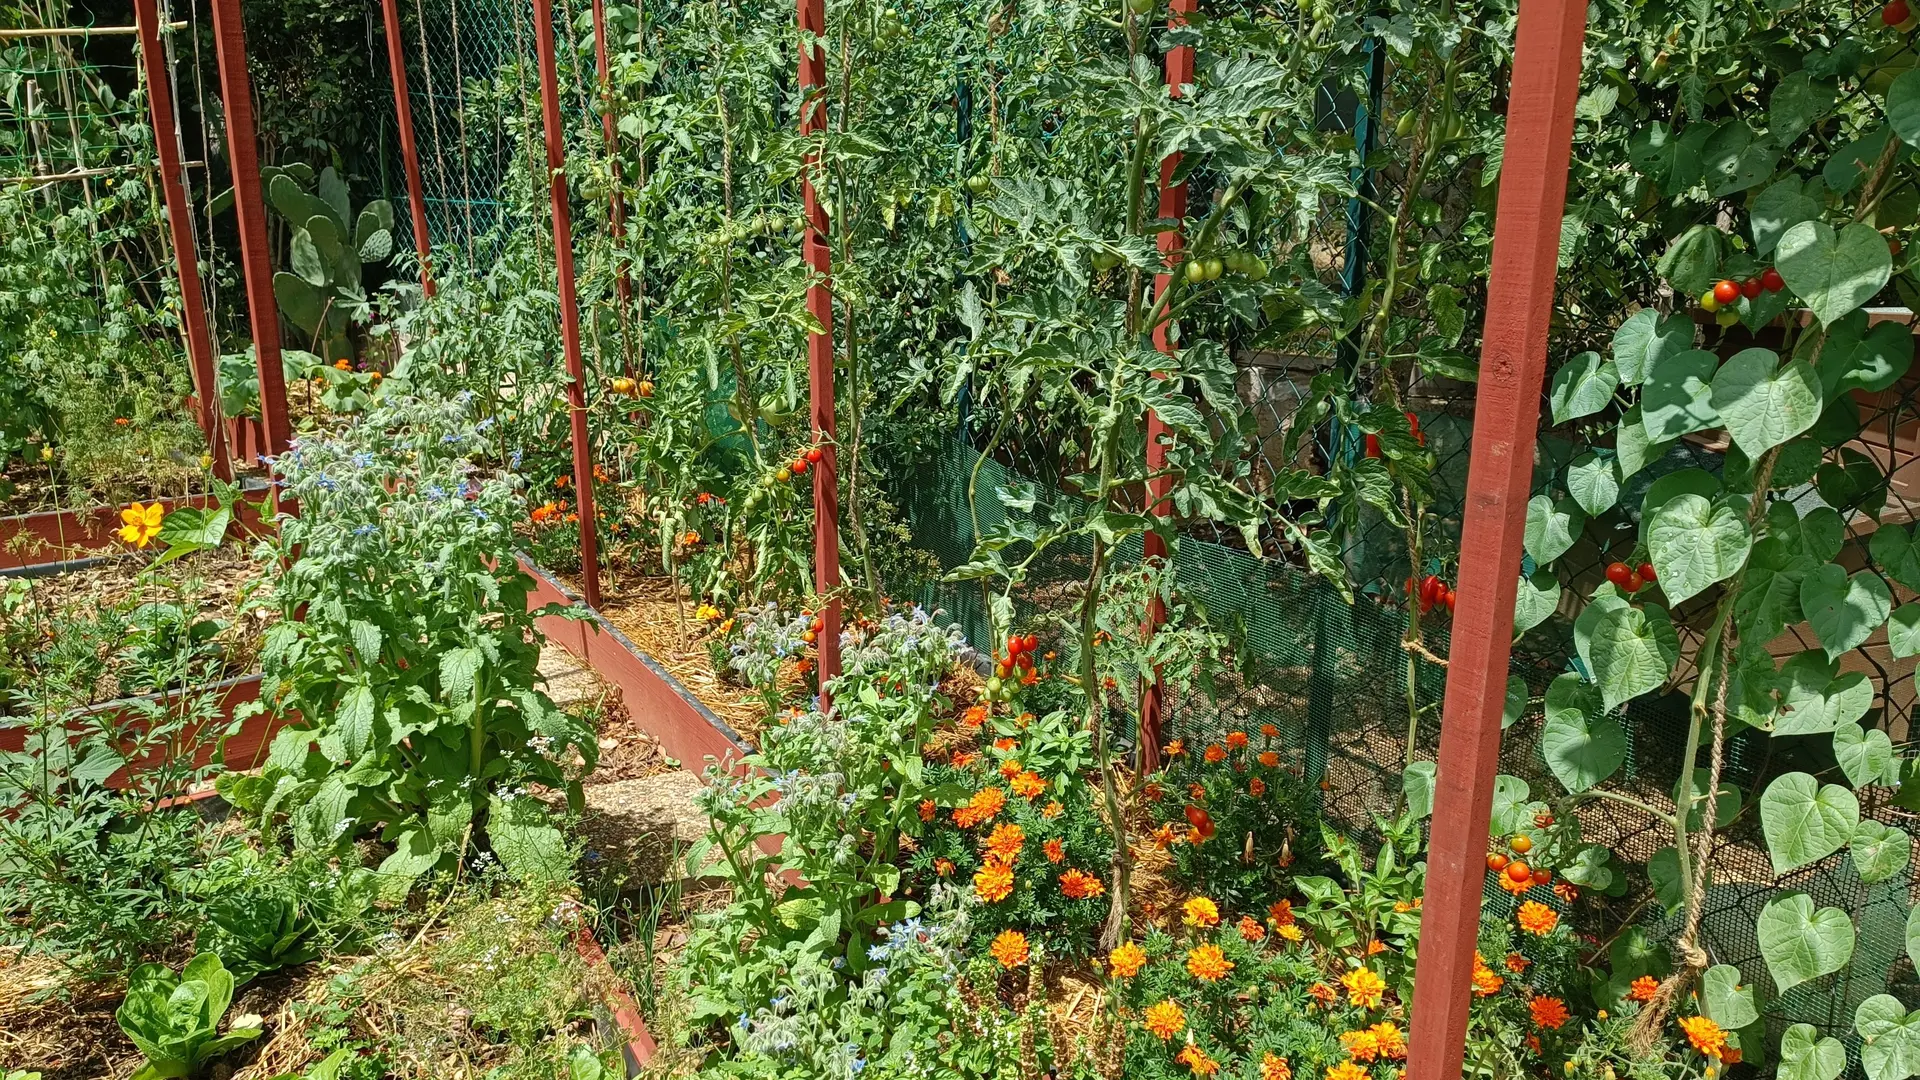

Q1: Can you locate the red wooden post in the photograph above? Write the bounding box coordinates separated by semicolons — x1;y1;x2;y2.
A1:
207;0;292;471
532;0;603;609
590;0;633;363
798;0;841;693
133;0;230;481
1403;2;1586;1077
1137;0;1195;774
379;0;435;298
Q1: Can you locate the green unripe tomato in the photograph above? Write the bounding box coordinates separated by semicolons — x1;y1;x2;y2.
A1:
1716;307;1740;327
1395;111;1417;138
985;676;1004;698
1244;257;1269;282
1185;260;1208;283
965;175;990;195
1127;0;1154;14
1698;288;1721;313
1202;256;1224;281
1091;250;1122;271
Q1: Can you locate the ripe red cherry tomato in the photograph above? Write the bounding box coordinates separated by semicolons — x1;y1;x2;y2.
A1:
1487;852;1509;872
1444;588;1457;613
1506;860;1532;883
1364;433;1382;459
1741;277;1763;299
1605;562;1632;588
792;458;808;475
806;446;824;463
1531;867;1552;885
1712;279;1741;305
1761;267;1786;293
1022;633;1039;654
1886;0;1910;26
1624;571;1644;593
1638;562;1657;582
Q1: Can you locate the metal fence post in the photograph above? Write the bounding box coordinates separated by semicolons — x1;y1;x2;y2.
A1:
798;0;842;695
1403;2;1586;1077
379;0;435;298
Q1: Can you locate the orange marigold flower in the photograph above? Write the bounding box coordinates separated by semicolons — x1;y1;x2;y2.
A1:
917;799;935;822
1722;1046;1743;1066
1261;1053;1291;1080
1370;1022;1407;1060
1530;996;1570;1030
992;737;1019;752
1164;739;1186;758
1260;723;1280;738
1341;967;1386;1009
1142;1000;1186;1040
999;758;1022;780
1204;744;1227;763
1505;952;1531;973
959;704;988;729
953;785;1006;828
1175;1044;1221;1077
1041;799;1063;819
1269;900;1295;926
1060;868;1105;899
1186;942;1234;982
1258;750;1281;768
1680;1016;1727;1058
1340;1029;1380;1063
1250;777;1267;797
1471;963;1504;997
1011;771;1047;799
1188;783;1208;802
951;749;979;768
1107;941;1147;978
1554;882;1580;903
984;823;1025;863
1497;870;1534;895
989;929;1030;969
973;859;1014;903
934;857;954;877
1152;823;1178;848
1183;896;1221;928
1324;1063;1369;1080
1366;939;1387;956
1043;837;1065;863
1238;915;1267;943
1226;731;1249;750
1627;975;1660;1002
1516;900;1559;936
1308;982;1338;1007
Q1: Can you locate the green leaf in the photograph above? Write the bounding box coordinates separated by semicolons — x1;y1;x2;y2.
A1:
1826;127;1894;195
1891;607;1920;659
1774;662;1873;736
1549;351;1618;425
1858;994;1920;1080
1776;220;1895;328
1799;565;1892;661
1761;772;1861;873
1676;767;1742;831
439;647;484;703
1573;592;1631;676
1757;892;1856;993
1648;846;1685;914
1524;495;1584;566
1701;964;1760;1030
272;272;326;334
1779;1027;1846;1080
1488;775;1532;836
1908;904;1920;973
1703;122;1777;197
1872;525;1920;592
1612;309;1694;388
1647;494;1752;605
291;227;330;287
1752;177;1825;258
1541;683;1627;791
1514;569;1561;635
1710;348;1822;457
1503;676;1529;729
1566;453;1621;515
487;794;572;883
1588;603;1680;712
1835;723;1901;788
1402;761;1436;820
1852;821;1912;884
1773;73;1836;144
1641;349;1721;442
1836;320;1915;394
1657;224;1723;298
1615;404;1673;479
373;829;444;902
336;685;377;759
1889;68;1920;147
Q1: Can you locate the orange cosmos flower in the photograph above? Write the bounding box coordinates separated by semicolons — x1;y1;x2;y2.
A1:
984;823;1024;863
1261;1053;1292;1080
1250;777;1267;797
1043;837;1065;863
988;929;1029;969
1142;1000;1186;1040
1060;868;1104;899
1108;941;1147;978
1183;896;1221;928
1011;771;1047;799
1341;967;1386;1009
1186;943;1233;982
1226;731;1249;750
1238;915;1267;943
1516;900;1559;936
973;859;1014;903
1175;1044;1221;1076
1530;996;1570;1030
1627;975;1659;1002
1204;744;1227;763
1041;799;1063;818
1680;1016;1728;1058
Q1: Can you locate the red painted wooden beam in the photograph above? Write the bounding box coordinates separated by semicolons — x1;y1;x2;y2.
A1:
531;0;603;610
797;0;841;694
379;0;435;298
1137;0;1194;773
1403;2;1587;1078
132;0;230;482
206;0;292;474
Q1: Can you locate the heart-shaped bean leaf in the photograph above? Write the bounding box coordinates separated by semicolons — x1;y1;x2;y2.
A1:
1753;177;1825;258
1615;404;1674;479
1550;351;1618;425
1648;846;1685;914
1852;820;1912;884
1762;771;1861;873
1776;655;1872;736
1837;320;1915;394
1873;525;1920;593
1701;964;1760;1030
1889;68;1920;147
1573;593;1631;676
1514;569;1561;636
1710;348;1822;457
1612;309;1694;387
1757;892;1856;993
1777;220;1894;328
1892;607;1920;660
1908;904;1920;973
1566;453;1621;516
1858;994;1920;1080
1542;674;1625;792
1649;494;1753;605
1589;603;1680;712
1642;349;1722;442
1503;675;1528;729
1800;565;1892;661
1836;723;1901;788
1780;1023;1847;1080
1525;495;1584;566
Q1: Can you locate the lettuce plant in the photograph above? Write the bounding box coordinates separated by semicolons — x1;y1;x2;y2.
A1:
114;953;263;1080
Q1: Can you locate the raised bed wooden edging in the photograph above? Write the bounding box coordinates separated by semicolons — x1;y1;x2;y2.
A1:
0;672;275;779
0;489;270;572
563;903;661;1072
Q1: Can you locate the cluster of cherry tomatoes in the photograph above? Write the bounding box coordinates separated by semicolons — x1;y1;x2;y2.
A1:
1407;573;1456;615
1604;560;1658;594
1485;821;1554;886
799;611;826;645
1698;271;1787;327
608;376;655;399
1362;411;1427;459
770;445;827;485
982;632;1040;702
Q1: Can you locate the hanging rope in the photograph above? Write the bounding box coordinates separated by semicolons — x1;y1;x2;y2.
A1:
446;0;475;249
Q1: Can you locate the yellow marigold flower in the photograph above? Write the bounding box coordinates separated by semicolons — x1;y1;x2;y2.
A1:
1142;1000;1186;1040
1369;1022;1406;1060
1238;915;1267;943
1628;974;1659;1002
973;858;1014;903
1060;868;1105;899
1183;896;1221;928
1341;966;1386;1009
1680;1015;1727;1058
1531;996;1571;1030
1325;1063;1370;1080
117;502;165;548
1108;941;1147;978
1176;1044;1221;1076
694;603;721;620
1516;900;1559;936
1260;1054;1292;1080
1185;942;1234;982
984;822;1025;863
988;929;1029;969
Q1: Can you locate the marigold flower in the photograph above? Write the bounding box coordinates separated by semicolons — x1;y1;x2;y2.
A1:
999;758;1022;780
1627;975;1660;1002
1043;837;1065;863
1250;777;1267;797
1278;923;1304;942
694;603;722;621
680;530;700;545
1505;952;1531;973
1164;739;1186;758
334;358;352;370
993;736;1019;753
1259;750;1281;768
1342;967;1386;1009
989;929;1030;969
1324;1063;1369;1080
1142;1000;1186;1040
984;823;1024;863
1011;771;1047;799
1144;781;1164;802
1041;799;1063;819
951;749;978;769
1722;1046;1743;1066
117;502;165;548
1370;1022;1407;1060
1108;941;1147;978
1186;942;1234;982
1238;915;1267;943
1176;1044;1221;1076
1680;1015;1727;1058
1308;982;1338;1006
1497;870;1534;895
934;857;954;877
1530;996;1570;1030
953;786;1005;828
1188;783;1208;803
1152;823;1178;848
1471;962;1504;997
1226;731;1249;750
1020;669;1039;686
918;799;935;822
1340;1029;1380;1062
1204;743;1227;763
1060;868;1105;899
1516;900;1559;936
1183;896;1221;928
1554;881;1580;903
1366;939;1387;956
1260;723;1280;738
1269;899;1295;926
973;858;1014;903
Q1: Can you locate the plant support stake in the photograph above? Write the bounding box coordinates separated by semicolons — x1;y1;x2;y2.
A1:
798;0;841;696
379;0;434;297
532;0;603;609
591;0;633;363
1404;1;1586;1078
133;0;229;480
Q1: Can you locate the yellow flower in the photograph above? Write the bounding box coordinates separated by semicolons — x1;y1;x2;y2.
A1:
1108;941;1146;978
1680;1015;1728;1059
989;929;1029;969
1341;966;1386;1009
1340;1029;1380;1062
984;822;1025;863
1185;942;1234;982
1516;900;1560;936
973;858;1014;903
117;502;165;548
1325;1063;1370;1080
694;603;721;621
1142;1000;1186;1040
1369;1022;1407;1060
1278;923;1304;942
1183;896;1220;928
